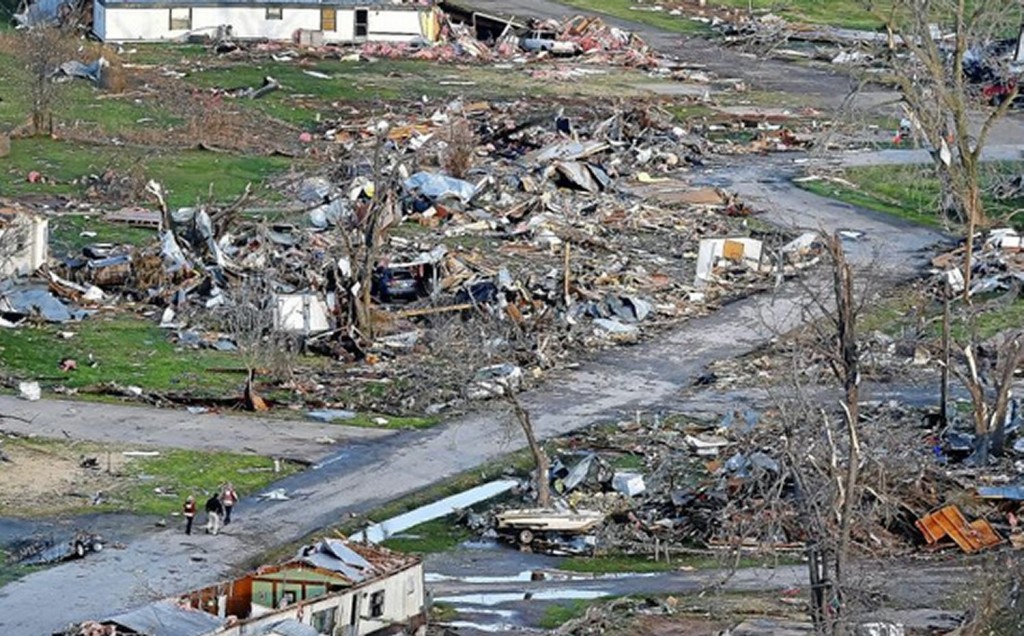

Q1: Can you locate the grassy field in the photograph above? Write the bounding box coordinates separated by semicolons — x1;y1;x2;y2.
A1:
122;449;300;516
0;312;242;396
560;0;709;34
381;517;472;554
715;0;883;30
538;598;603;629
0;436;299;517
797;162;1024;229
2;137;294;209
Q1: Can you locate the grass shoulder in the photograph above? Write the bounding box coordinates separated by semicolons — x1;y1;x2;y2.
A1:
0;436;299;517
381;517;471;554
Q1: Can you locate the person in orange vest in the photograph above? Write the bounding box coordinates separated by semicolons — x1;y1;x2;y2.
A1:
183;496;197;535
221;483;238;525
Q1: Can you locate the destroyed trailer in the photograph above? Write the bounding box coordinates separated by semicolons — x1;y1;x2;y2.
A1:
11;531;104;566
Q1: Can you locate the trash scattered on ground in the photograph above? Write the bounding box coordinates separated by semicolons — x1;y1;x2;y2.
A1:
0;87;824;417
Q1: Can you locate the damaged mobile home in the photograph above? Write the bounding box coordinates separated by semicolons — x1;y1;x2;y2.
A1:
63;538;425;636
91;0;442;43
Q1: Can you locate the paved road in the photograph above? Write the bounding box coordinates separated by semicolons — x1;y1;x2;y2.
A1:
0;150;944;634
0;395;393;464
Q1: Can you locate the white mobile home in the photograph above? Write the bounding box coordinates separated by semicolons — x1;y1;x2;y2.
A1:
92;0;441;44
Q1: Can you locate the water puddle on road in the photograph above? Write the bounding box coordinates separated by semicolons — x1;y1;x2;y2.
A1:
435;588;611;606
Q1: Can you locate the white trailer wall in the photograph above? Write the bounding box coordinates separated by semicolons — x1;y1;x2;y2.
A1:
366;8;424;41
97;4;428;42
192;6;321;38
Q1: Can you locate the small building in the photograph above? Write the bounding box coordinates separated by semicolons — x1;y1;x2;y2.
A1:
91;0;442;44
88;538;426;636
0;205;49;279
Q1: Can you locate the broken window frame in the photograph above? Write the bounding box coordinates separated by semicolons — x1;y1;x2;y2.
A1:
369;590;385;618
311;607;336;633
265;6;282;20
169;7;192;30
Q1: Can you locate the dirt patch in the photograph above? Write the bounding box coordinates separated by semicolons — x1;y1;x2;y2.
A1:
629;615;732;636
0;440;125;515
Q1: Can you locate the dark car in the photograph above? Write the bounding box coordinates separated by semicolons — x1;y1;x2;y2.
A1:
372;266;427;303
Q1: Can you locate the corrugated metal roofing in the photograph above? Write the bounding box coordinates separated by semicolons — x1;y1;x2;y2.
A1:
297;538;377;582
105;600;224;636
256;619;320;636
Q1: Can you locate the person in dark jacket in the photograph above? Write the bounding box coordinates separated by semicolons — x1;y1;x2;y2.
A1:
204;493;224;535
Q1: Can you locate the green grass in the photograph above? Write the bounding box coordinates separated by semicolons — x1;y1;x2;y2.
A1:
799;162;1024;229
560;553;693;574
538;598;600;629
609;453;646;470
951;298;1024;342
713;0;884;30
559;0;882;32
0;551;39;587
431;602;459;622
183;58;660;127
342;413;440;430
559;551;780;574
49;214;158;256
2;137;292;208
381;517;471;554
122;449;300;516
560;0;709;34
0;313;242;396
669;104;717;123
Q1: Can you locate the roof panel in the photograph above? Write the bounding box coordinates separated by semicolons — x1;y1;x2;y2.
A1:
106;600;224;636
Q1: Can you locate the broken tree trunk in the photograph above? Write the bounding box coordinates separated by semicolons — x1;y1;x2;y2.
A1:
506;391;551;509
243;368;268;412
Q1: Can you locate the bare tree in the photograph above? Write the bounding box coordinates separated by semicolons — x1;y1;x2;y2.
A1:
875;0;1023;299
20;24;76;136
335;138;404;340
216;272;291;411
723;234;871;636
949;326;1024;461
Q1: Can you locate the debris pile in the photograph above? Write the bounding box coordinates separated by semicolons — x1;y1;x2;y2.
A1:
0;96;821;415
357;14;660;69
464;396;1024;559
930;228;1024;297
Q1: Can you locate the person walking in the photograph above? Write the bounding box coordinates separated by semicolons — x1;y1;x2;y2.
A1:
204;493;224;535
183;496;197;535
221;483;238;525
